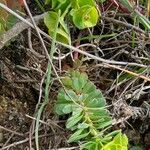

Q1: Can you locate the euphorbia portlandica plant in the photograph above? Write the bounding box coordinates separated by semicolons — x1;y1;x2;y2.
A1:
55;71;128;150
44;0;99;44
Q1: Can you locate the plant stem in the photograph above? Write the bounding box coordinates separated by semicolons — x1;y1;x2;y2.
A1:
35;10;60;150
35;0;45;12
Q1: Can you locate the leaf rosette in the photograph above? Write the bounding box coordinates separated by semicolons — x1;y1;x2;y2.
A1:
71;5;99;29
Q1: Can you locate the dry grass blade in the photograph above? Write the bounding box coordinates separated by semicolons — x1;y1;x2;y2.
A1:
104;64;150;82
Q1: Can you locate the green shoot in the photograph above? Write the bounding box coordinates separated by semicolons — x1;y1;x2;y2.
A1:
55;70;128;150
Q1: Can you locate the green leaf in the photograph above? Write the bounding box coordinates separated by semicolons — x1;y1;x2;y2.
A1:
72;77;81;92
71;0;79;9
57;90;69;102
45;0;51;5
44;11;70;44
72;5;99;29
52;27;70;44
52;0;64;9
66;114;83;129
77;122;90;129
63;71;88;93
0;22;5;34
101;132;128;150
62;76;72;88
104;130;121;139
71;0;95;9
68;129;89;143
113;132;128;146
44;11;59;31
82;82;96;94
97;119;112;129
5;15;18;30
84;97;106;108
59;17;70;34
66;109;83;129
77;0;95;7
55;90;74;115
62;104;74;114
64;90;78;101
86;89;104;100
80;140;98;150
54;103;72;115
